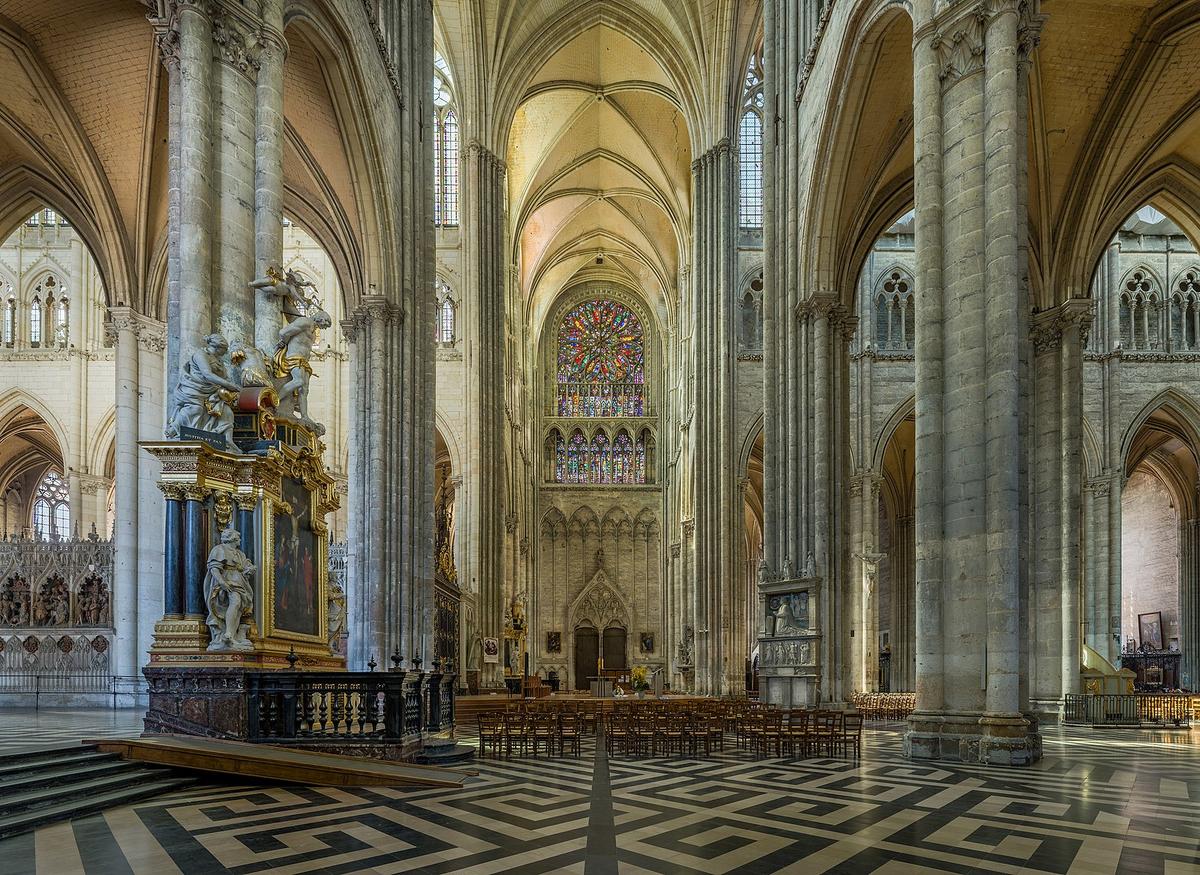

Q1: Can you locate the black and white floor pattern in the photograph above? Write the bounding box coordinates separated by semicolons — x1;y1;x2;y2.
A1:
1;717;1198;874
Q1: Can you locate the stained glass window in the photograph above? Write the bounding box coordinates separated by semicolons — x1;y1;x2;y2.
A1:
3;293;14;347
557;299;645;418
33;470;69;540
435;276;456;344
29;295;41;346
739;46;764;230
551;428;652;485
433;54;459;227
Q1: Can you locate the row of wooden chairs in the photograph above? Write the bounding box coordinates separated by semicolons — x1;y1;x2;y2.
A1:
849;692;915;721
477;711;584;758
603;711;726;758
737;709;863;759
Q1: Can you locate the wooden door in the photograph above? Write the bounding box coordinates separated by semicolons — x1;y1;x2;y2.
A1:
603;626;627;670
575;627;598;691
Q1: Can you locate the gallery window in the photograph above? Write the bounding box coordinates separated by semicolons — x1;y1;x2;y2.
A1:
433;53;459;227
738;46;764;230
33;470;70;541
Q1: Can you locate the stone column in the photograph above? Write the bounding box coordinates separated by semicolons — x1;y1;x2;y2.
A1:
137;320;167;666
211;8;259;348
463;143;508;688
892;514;915;690
175;1;214;368
254;0;286;352
1181;516;1200;689
161;485;185;617
905;0;1043;765
108;307;140;680
688;139;738;695
1059;303;1090;700
343;299;401;668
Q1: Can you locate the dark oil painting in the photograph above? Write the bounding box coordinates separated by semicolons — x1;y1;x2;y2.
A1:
273;477;319;636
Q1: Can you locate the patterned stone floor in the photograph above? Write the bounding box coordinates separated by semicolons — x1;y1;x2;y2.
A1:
0;713;1198;874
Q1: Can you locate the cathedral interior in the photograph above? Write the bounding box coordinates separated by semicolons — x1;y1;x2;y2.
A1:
0;1;1199;873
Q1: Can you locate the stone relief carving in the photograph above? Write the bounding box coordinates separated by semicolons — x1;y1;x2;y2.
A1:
75;575;111;627
677;624;695;668
32;576;70;626
0;537;112;630
204;529;255;651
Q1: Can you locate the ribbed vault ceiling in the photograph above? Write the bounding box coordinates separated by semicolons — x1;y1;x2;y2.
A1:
508;24;691;335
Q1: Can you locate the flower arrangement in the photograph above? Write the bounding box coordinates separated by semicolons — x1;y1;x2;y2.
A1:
630;665;650;692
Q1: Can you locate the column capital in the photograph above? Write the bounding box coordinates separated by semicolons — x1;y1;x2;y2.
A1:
794;291;841;323
1031;298;1094;354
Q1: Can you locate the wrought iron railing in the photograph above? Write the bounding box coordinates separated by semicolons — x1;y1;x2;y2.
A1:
244;670;455;745
1063;693;1194;726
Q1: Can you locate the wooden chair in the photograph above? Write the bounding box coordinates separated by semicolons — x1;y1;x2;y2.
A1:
559;712;582;758
841;713;863;759
478;712;504;759
504;712;530;758
759;709;784;758
784;709;809;758
811;711;838;757
632;713;657;757
531;713;557;757
606;713;631;756
703;711;725;753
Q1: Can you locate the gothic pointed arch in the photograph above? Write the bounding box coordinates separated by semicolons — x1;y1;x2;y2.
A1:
568;566;633;632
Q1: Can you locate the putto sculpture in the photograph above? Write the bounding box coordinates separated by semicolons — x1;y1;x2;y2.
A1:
204;528;255;651
165;333;240;452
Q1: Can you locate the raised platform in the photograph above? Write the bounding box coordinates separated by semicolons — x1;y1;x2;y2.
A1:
86;735;468;788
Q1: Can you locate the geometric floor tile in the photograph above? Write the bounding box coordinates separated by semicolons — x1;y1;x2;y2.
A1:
1;713;1199;874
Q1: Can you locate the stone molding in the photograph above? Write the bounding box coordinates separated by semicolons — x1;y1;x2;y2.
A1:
359;0;403;109
795;0;837;105
466;141;507;173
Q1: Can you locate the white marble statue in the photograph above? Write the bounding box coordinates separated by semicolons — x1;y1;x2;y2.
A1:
204;528;255;651
272;306;332;429
772;596;804;636
803;552;816;579
165;333;240;452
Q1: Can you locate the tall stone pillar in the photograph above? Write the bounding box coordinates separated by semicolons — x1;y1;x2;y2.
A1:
137;321;168;668
211;9;259;348
905;0;1043;765
1029;299;1090;719
339;0;434;672
1058;303;1090;700
463;143;508;688
1181;517;1200;689
175;2;214;368
108;307;141;682
253;0;286;352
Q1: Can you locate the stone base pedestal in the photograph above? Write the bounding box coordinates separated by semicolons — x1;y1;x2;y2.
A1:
142;665;256;738
760;672;818;709
1029;697;1063;727
905;711;1042;766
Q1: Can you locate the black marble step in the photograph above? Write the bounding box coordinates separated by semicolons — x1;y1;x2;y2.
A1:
0;775;196;842
414;739;476;766
0;756;135;793
1;766;184;816
0;747;114;777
